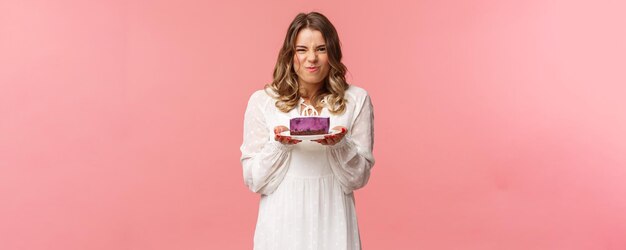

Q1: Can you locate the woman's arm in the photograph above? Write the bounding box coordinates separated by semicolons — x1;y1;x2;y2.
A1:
240;91;294;195
326;94;375;194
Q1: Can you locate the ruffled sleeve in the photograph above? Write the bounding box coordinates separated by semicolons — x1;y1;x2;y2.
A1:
327;94;375;194
240;90;294;195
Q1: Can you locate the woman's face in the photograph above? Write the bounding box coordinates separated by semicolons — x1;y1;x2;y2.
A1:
293;28;330;87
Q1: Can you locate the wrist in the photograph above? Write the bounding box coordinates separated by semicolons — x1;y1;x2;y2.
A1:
328;136;353;149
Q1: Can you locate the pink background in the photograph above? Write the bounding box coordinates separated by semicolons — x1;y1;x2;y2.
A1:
1;0;626;249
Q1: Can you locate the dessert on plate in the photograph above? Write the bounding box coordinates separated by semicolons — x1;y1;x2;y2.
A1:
289;117;330;135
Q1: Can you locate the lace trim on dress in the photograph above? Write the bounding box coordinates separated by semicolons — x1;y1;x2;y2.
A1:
298;97;327;116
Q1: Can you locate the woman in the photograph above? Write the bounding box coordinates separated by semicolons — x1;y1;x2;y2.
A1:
240;12;375;250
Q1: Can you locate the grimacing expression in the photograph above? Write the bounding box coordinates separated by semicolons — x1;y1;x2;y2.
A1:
293;28;330;86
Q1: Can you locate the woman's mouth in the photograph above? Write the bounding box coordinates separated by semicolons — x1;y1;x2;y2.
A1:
305;66;319;73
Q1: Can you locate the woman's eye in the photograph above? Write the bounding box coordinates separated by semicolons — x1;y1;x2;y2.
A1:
318;48;326;51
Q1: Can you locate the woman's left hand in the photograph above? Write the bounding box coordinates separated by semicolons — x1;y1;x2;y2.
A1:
313;126;347;146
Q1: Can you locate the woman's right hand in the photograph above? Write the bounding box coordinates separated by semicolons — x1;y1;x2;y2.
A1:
274;126;302;145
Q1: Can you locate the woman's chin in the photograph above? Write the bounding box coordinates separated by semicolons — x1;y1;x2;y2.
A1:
299;78;325;85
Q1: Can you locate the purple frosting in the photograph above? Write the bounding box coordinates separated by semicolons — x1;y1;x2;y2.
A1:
290;117;330;135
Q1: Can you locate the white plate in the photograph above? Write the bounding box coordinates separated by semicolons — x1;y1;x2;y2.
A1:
279;130;340;140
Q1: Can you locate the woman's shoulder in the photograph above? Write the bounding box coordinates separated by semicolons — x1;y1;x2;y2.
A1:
344;84;370;102
248;87;276;101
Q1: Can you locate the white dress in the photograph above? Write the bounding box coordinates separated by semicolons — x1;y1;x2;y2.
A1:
240;85;375;250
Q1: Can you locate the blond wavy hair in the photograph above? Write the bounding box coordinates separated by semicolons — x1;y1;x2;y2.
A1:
265;12;349;115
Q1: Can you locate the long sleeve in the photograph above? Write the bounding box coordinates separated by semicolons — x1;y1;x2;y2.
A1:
327;93;375;194
240;91;293;195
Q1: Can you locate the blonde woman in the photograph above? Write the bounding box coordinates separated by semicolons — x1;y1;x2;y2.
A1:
240;12;375;250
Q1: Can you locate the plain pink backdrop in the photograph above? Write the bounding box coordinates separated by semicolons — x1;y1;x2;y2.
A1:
2;0;626;249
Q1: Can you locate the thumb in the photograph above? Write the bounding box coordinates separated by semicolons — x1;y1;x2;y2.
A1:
274;126;288;134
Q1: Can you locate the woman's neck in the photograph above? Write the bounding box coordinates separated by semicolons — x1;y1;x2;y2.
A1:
299;81;323;100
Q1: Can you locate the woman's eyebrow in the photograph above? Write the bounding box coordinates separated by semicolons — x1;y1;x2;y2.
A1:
295;44;326;48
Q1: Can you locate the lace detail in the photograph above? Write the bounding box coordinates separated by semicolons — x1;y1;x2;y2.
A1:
298;97;326;116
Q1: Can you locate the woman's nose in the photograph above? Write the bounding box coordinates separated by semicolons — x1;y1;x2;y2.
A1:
306;51;318;62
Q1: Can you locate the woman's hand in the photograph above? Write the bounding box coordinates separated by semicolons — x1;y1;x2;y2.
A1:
313;126;347;146
274;126;302;145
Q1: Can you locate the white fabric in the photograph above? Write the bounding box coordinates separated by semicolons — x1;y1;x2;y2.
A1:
240;85;375;250
299;99;321;116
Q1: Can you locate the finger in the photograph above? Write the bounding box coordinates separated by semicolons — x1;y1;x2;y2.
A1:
277;135;287;144
325;135;338;143
285;136;295;144
323;135;332;145
324;137;334;145
274;126;288;135
332;127;347;136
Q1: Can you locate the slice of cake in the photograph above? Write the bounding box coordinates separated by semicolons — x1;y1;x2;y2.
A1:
290;117;330;135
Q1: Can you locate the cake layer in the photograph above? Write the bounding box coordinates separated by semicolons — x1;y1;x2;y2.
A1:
290;117;330;135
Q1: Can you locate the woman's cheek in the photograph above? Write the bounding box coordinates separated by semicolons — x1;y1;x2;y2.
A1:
293;55;303;69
